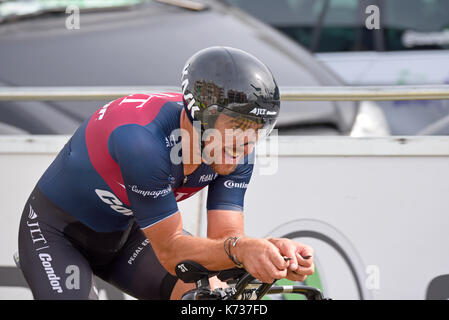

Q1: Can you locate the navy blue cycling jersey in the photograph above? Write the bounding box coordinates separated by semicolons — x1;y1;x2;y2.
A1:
37;93;254;232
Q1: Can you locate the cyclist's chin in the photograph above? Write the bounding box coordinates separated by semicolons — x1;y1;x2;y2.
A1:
209;162;238;175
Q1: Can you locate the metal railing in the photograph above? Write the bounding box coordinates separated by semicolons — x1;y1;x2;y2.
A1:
1;85;449;101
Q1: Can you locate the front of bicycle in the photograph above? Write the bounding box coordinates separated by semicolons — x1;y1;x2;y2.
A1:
175;260;330;300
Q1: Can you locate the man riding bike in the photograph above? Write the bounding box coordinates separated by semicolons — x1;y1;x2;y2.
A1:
18;46;315;300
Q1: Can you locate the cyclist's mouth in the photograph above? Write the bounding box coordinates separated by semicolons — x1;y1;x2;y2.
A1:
223;147;242;164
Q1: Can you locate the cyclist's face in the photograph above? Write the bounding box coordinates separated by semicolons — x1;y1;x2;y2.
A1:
203;114;261;175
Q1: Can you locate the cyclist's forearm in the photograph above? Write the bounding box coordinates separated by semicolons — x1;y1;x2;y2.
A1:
156;234;238;275
143;211;246;274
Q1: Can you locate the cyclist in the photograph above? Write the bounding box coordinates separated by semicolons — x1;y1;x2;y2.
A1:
18;46;315;300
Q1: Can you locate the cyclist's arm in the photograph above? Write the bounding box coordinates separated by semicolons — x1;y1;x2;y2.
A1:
206;209;244;239
145;157;283;277
142;208;248;275
143;210;289;284
142;186;247;274
142;211;241;275
109;125;240;274
204;156;253;240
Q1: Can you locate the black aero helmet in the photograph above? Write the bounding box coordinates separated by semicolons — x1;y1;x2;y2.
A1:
181;46;280;142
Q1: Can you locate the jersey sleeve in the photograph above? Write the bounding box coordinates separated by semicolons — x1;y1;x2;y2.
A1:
108;124;179;229
206;153;255;212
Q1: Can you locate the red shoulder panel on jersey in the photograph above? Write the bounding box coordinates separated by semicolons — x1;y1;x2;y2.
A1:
85;93;183;206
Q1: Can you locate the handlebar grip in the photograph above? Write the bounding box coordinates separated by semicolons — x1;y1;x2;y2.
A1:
216;267;247;282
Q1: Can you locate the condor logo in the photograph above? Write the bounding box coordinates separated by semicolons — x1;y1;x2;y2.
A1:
39;253;63;294
95;189;133;216
181;63;200;119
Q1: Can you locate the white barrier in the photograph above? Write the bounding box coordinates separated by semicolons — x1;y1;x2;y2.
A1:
241;136;449;300
1;135;449;299
0;135;203;299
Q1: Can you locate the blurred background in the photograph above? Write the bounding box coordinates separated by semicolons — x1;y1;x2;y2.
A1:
1;0;448;136
1;0;449;300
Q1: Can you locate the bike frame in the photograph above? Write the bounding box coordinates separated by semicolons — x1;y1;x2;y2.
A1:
175;260;328;300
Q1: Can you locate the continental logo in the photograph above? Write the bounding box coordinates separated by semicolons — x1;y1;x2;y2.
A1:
224;180;248;189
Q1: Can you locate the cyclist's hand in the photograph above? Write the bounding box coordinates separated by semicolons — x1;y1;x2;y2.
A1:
235;237;289;283
266;238;315;282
